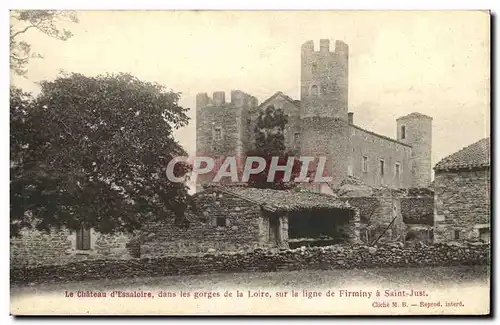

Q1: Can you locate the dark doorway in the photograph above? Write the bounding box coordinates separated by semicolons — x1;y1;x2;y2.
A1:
287;208;352;248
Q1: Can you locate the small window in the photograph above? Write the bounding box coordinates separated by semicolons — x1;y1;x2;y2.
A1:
216;217;227;227
479;227;490;242
311;63;318;74
76;228;91;250
294;132;300;143
453;230;460;240
214;127;222;141
379;160;385;176
401;125;406;139
311;85;319;96
362;156;368;173
395;163;400;178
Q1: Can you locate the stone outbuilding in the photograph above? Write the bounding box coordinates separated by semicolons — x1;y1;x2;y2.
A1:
433;138;491;243
140;185;361;257
331;176;434;246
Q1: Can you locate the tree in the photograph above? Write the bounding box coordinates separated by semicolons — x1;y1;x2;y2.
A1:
10;73;191;237
246;105;303;190
10;10;79;76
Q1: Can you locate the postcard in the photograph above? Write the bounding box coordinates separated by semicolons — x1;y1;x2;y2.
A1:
10;10;491;315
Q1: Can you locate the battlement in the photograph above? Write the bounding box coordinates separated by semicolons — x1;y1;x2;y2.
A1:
301;39;349;56
196;90;259;109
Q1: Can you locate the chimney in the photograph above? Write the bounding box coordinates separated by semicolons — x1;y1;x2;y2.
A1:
348;112;354;124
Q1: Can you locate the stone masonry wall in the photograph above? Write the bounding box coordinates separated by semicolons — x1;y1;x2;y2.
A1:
140;189;273;257
338;188;431;244
401;196;434;226
10;228;133;268
434;168;491;242
349;125;412;189
196;91;258;191
11;242;490;285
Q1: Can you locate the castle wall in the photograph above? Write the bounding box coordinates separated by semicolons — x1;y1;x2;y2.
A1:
349;125;412;189
434;168;490;243
397;113;433;188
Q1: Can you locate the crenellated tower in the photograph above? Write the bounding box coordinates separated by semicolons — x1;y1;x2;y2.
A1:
196;90;258;191
299;39;350;188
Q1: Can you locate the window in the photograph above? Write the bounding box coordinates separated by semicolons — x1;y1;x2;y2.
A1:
216;217;227;227
214;127;222;141
453;230;460;240
395;163;400;178
294;132;300;143
311;63;318;74
76;228;91;250
479;227;490;242
362;156;368;173
379;160;385;176
310;85;319;96
401;125;406;139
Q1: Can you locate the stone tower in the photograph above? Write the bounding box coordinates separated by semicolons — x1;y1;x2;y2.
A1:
396;112;433;188
299;39;350;188
196;90;258;192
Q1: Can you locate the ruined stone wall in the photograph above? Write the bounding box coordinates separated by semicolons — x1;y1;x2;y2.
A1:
140;189;274;257
434;168;491;243
401;196;434;226
10;228;133;267
349;125;412;189
12;242;490;284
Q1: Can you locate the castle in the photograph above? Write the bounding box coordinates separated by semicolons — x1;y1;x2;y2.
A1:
196;39;433;193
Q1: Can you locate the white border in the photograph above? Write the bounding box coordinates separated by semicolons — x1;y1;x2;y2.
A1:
2;1;497;323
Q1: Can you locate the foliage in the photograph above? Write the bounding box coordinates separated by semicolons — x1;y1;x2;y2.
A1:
246;105;303;190
10;73;191;237
10;10;79;76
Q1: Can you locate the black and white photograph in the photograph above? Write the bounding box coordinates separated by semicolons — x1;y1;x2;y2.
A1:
9;10;491;315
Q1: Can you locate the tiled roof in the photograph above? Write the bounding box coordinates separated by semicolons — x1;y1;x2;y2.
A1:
204;185;353;213
434;137;490;171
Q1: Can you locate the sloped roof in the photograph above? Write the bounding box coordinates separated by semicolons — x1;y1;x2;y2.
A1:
204;185;353;213
258;91;300;110
434;137;490;171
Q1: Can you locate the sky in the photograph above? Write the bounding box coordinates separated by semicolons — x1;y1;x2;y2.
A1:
11;10;490;175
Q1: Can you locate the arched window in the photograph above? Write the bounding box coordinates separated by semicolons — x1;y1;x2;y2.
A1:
310;85;319;96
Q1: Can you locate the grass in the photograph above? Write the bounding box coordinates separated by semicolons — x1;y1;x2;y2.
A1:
11;264;490;296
